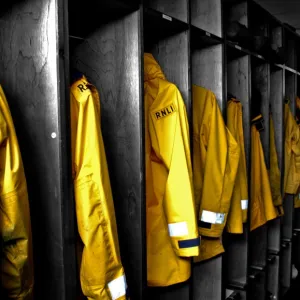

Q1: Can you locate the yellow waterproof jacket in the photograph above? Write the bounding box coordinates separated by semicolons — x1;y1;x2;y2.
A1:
226;98;248;234
294;97;300;208
0;86;34;299
251;116;277;231
144;53;199;286
284;103;300;194
269;114;283;216
193;86;240;261
71;76;126;300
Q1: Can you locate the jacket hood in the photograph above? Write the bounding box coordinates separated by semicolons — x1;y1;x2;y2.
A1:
144;53;166;81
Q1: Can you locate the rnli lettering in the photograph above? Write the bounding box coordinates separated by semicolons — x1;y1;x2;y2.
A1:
154;104;176;120
77;82;88;93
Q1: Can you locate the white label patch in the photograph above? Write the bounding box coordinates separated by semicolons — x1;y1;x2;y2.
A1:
241;200;248;210
201;210;225;224
108;275;127;300
162;14;172;21
168;222;189;237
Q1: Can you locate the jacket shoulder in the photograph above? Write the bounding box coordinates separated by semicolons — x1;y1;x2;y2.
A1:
71;78;93;102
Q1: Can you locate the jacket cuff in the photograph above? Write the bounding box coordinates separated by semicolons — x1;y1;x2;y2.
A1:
171;236;200;257
198;210;227;238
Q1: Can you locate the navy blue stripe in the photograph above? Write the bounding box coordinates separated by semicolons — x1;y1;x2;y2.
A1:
178;237;201;249
198;220;212;229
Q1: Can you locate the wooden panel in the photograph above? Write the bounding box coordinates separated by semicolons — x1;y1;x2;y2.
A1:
282;189;294;241
268;219;281;253
227;55;250;165
248;270;266;300
250;226;268;267
144;0;188;22
71;12;146;300
285;32;296;69
193;257;222;300
280;243;292;290
192;45;223;109
224;227;248;286
191;0;222;37
286;72;296;114
271;26;283;50
0;0;77;299
252;62;269;166
150;31;190;115
226;2;248;27
267;255;280;300
270;70;284;173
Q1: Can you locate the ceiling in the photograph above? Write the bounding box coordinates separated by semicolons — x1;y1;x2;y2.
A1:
256;0;300;34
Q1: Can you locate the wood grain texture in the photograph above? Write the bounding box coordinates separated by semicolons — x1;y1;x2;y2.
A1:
192;45;224;110
145;0;188;22
71;11;146;300
191;0;222;37
193;257;222;300
227;56;250;166
150;31;191;116
270;70;284;171
0;0;77;299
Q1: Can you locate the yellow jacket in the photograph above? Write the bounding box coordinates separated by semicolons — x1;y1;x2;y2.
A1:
269;114;283;216
294;97;300;208
71;76;126;300
284;103;300;194
226;98;248;234
251;116;277;231
193;86;240;261
0;86;34;299
144;53;199;286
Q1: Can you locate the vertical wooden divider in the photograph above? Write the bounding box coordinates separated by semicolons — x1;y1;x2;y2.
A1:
268;66;284;299
0;0;77;299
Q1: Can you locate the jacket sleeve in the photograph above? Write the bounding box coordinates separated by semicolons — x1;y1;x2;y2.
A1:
71;81;126;300
0;99;34;299
197;92;240;238
149;87;199;258
284;104;300;194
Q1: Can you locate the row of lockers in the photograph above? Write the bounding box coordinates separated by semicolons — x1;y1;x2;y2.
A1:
1;0;300;299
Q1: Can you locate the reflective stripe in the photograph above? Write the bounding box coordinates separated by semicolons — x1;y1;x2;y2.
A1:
241;199;248;210
201;210;225;224
108;275;127;300
168;222;189;237
178;237;201;248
